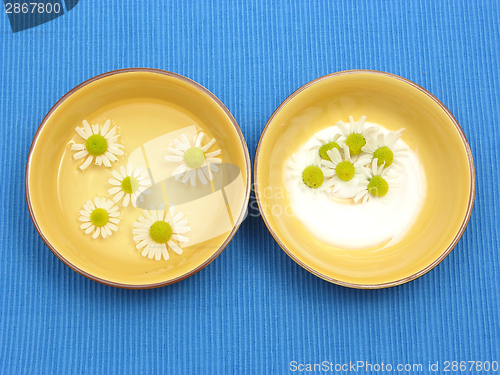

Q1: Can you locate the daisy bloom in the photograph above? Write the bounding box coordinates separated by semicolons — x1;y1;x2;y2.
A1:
132;205;190;261
71;119;124;170
336;115;378;156
361;129;409;169
165;132;222;187
312;133;342;161
108;164;151;207
354;158;399;204
79;197;120;239
287;149;334;194
321;145;372;194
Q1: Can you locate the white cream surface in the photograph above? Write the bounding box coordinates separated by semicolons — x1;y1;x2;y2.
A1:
284;122;426;249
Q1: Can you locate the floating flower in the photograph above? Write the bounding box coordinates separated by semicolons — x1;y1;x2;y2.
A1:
354;158;399;204
361;129;408;168
71;119;124;170
320;145;372;194
312;133;342;161
79;197;120;239
132;205;190;261
287;149;334;195
108;164;151;208
165;132;222;187
336;115;378;156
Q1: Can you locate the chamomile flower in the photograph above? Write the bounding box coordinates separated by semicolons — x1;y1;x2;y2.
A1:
320;144;372;196
79;197;120;239
336;115;378;156
361;129;409;169
108;164;151;208
354;158;399;204
287;149;334;195
132;205;190;261
312;133;342;161
71;119;124;170
165;132;222;187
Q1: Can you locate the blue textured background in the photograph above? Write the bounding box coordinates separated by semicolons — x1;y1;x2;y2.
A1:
1;1;499;374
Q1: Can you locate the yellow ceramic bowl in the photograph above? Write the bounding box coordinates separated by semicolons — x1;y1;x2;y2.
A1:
254;70;475;288
26;68;250;288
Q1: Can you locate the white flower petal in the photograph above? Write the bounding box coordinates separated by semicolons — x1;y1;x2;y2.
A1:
104;126;117;140
205;149;221;157
111;170;123;181
146;243;155;259
202;138;216;152
197;168;208;185
165;155;184;162
189;170;196;186
101;120;111;136
195;132;205;147
173;138;188;151
80;155;93;170
82;120;92;137
172;226;190;234
172;164;188;177
119;166;127;179
86;200;95;210
166;147;184;156
107;222;119;231
168;240;183;255
75;126;89;140
104;151;118;162
126;164;133;176
108;179;121;187
80;222;92;230
123;194;130;207
108;147;124;156
133;167;143;178
102;154;112;167
113;190;125;203
71;143;85;151
180;134;191;148
74;150;89;160
137;238;152;250
172;234;189;242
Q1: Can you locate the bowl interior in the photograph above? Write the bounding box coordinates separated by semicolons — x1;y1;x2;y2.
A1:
255;71;474;287
27;70;249;287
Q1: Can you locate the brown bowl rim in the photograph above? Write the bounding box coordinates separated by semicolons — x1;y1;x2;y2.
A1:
25;67;251;289
254;69;476;289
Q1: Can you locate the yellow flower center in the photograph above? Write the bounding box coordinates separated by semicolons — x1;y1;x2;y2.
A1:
149;221;173;243
85;134;108;156
319;142;340;161
373;147;394;168
345;133;366;155
90;208;109;227
302;166;324;188
336;161;355;181
184;147;206;169
121;176;139;194
368;176;389;197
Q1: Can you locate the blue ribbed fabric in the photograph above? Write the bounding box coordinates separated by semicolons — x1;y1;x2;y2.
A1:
0;1;499;374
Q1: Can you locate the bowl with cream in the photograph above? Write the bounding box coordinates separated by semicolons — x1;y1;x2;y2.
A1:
254;70;475;288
